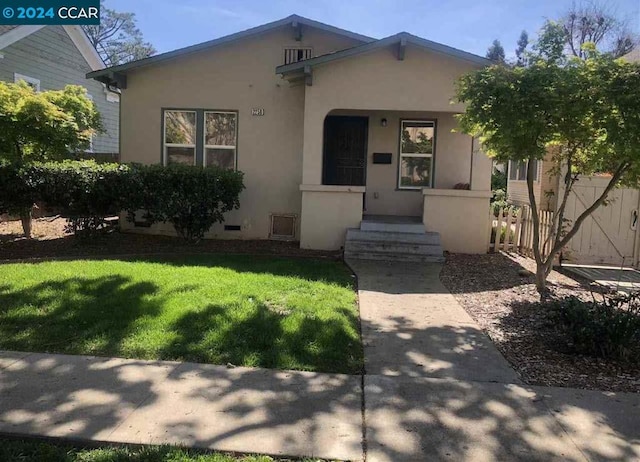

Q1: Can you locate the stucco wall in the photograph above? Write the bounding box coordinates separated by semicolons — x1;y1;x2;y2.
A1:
330;109;475;217
0;26;119;153
299;185;364;250
301;43;483;186
423;189;491;254
118;26;363;240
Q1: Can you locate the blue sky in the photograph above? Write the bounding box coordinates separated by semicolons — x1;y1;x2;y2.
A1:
106;0;640;59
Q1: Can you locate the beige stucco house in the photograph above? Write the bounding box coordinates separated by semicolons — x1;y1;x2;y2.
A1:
88;15;493;255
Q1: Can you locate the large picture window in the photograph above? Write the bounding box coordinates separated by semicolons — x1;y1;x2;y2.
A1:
204;111;237;169
164;110;196;165
162;109;238;168
399;120;435;189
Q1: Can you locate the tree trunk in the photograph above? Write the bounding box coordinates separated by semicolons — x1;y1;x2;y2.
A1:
535;265;547;293
20;207;32;239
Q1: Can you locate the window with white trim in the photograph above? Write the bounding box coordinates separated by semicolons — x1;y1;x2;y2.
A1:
14;73;40;91
399;120;435;189
162;109;238;168
509;160;539;182
284;47;312;65
163;110;197;166
204;111;237;169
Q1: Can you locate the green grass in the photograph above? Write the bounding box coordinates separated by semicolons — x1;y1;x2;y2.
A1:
0;255;362;374
0;439;327;461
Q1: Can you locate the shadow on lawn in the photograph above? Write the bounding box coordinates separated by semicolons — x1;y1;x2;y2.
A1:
0;275;163;355
161;301;362;374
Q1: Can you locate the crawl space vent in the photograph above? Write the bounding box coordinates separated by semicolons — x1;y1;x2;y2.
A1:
270;214;296;240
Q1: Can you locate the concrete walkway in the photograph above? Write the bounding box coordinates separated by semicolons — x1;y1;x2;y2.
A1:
1;261;639;461
563;263;640;294
349;259;640;462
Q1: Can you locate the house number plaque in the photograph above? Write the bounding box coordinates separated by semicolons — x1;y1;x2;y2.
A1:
252;108;265;116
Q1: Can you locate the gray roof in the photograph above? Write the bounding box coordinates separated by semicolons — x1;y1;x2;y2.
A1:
87;14;374;80
0;25;18;35
276;31;489;75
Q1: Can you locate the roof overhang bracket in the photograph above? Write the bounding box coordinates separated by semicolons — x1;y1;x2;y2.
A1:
304;65;312;86
292;21;303;41
107;71;127;89
397;38;407;61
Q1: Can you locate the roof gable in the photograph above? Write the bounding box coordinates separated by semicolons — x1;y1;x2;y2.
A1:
87;14;374;80
0;25;104;70
276;32;489;76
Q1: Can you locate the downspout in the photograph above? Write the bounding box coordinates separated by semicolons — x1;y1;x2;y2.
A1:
633;193;640;268
469;137;474;189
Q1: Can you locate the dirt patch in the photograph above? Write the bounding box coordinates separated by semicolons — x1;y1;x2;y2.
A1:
440;252;640;393
0;218;339;261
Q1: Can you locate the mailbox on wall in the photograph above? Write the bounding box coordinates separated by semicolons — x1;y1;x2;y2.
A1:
372;153;392;164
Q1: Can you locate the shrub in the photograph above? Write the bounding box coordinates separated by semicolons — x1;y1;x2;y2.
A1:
551;292;640;361
0;161;39;216
124;164;245;242
34;160;130;234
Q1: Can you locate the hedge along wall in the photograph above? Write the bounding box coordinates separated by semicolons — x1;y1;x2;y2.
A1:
0;161;245;240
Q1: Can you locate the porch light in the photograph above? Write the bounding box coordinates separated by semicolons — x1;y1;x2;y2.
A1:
380;118;388;127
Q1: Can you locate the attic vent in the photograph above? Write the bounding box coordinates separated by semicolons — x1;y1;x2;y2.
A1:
270;214;297;240
284;47;312;65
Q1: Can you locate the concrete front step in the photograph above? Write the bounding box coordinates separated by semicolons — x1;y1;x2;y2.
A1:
344;250;445;263
360;221;425;234
346;229;441;246
345;240;443;257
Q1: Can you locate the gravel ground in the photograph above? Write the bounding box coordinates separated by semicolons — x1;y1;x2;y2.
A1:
440;252;640;393
0;218;339;261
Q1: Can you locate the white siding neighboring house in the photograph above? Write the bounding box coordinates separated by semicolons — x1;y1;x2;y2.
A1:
0;25;119;155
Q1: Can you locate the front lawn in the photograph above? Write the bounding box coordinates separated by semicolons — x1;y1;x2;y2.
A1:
0;255;362;374
0;438;324;461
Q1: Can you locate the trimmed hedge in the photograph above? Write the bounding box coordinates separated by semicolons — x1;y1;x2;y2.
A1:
0;161;245;241
124;164;245;242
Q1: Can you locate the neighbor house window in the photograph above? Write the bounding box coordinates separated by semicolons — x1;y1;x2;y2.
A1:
399;120;435;189
509;160;538;182
163;110;197;165
14;73;40;91
284;47;312;65
204;111;237;169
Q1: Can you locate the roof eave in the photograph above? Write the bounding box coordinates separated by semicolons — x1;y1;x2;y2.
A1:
87;14;374;81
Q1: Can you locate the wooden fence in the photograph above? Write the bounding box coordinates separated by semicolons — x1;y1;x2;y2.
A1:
489;206;554;256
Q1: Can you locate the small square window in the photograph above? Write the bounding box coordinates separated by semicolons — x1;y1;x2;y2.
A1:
14;73;40;92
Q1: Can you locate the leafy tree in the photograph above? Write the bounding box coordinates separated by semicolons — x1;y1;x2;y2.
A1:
486;39;506;63
82;0;155;66
0;81;102;236
560;1;637;59
456;50;640;294
0;82;101;164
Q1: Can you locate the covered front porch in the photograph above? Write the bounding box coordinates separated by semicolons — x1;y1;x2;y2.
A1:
298;109;492;254
277;32;492;254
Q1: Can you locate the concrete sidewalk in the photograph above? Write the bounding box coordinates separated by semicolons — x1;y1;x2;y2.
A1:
0;351;363;461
